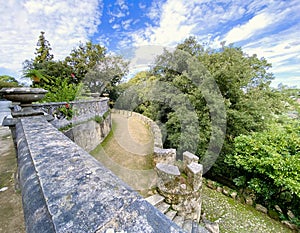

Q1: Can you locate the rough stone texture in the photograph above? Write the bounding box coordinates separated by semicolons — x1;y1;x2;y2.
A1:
183;151;199;167
32;98;109;129
156;163;181;176
156;163;181;191
15;116;183;233
145;194;165;206
230;192;237;200
64;114;111;152
255;204;268;214
156;159;203;224
186;162;203;191
206;180;217;190
153;147;176;165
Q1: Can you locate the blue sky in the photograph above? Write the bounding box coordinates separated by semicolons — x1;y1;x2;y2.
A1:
0;0;299;87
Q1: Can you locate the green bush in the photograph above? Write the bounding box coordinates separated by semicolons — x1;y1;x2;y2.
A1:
225;120;300;223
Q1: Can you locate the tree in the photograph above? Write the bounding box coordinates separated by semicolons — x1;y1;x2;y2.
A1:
84;55;129;100
0;75;21;89
34;31;54;64
64;41;106;83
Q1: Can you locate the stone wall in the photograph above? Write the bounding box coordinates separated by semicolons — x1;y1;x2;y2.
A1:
63;113;111;152
155;151;203;223
33;98;111;152
12;115;183;233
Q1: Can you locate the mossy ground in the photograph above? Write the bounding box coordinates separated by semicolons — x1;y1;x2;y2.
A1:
202;184;294;233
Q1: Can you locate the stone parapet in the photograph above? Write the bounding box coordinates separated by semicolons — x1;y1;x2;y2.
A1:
186;162;203;191
183;151;199;167
14;116;183;233
153;147;176;165
32;98;109;129
155;151;203;223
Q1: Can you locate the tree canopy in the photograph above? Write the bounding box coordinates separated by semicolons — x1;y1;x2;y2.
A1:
22;32;128;102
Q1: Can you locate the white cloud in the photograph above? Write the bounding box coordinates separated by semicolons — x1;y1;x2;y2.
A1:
0;0;102;78
242;24;300;80
121;19;133;30
116;0;129;11
223;13;274;43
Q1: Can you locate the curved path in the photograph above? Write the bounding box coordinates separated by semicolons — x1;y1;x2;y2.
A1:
91;112;157;192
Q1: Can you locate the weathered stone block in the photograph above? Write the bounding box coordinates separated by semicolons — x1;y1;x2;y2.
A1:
153;147;176;165
183;151;199;168
186;162;203;191
255;204;268;214
156;163;181;191
14;116;182;233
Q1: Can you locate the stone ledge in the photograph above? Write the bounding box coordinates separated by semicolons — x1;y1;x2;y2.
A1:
15;116;183;233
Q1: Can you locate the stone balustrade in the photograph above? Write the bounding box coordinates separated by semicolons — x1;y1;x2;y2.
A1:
32;98;109;129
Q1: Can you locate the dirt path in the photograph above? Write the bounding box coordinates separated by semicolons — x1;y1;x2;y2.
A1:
91;113;157;192
0;126;25;233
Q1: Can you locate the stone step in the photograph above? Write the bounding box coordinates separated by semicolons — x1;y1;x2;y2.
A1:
165;209;177;221
173;215;184;228
156;202;170;214
183;219;193;233
192;221;210;233
145;194;165;206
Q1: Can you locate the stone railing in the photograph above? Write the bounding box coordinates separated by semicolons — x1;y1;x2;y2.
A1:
1;94;184;233
32;98;109;129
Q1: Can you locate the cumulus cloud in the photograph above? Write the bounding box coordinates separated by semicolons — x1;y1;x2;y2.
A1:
0;0;102;77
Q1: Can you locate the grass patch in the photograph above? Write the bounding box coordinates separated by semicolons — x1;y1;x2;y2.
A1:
202;185;293;233
91;120;154;170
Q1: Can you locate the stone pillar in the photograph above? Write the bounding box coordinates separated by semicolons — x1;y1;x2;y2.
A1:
155;151;203;223
186;162;203;191
156;163;181;190
183;151;199;167
153;147;176;165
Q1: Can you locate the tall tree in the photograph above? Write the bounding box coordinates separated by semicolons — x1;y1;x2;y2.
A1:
64;41;106;82
84;55;129;99
34;31;54;64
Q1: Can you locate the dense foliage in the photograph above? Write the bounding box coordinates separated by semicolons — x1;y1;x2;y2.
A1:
226;119;300;222
0;75;21;89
